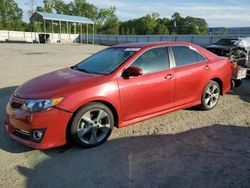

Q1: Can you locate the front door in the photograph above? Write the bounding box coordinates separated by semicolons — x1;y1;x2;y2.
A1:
117;46;175;121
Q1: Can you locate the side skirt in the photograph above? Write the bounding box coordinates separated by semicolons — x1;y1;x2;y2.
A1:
119;101;201;128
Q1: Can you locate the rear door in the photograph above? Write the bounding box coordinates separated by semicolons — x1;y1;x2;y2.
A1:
170;45;213;106
117;46;175;121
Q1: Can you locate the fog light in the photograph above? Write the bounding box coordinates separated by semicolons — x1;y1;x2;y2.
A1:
32;129;45;142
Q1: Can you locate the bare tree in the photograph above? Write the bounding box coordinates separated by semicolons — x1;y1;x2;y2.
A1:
25;0;36;16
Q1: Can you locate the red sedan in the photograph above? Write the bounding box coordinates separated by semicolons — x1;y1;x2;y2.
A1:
5;42;232;149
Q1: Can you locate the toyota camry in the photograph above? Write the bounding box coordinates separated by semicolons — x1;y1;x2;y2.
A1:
5;42;232;149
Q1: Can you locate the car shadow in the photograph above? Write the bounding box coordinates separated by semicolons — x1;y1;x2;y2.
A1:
229;78;250;103
0;85;32;153
15;124;250;188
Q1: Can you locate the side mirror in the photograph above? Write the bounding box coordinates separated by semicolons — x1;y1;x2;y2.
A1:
122;66;143;78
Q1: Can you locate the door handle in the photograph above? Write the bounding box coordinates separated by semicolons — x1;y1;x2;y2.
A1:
165;74;174;80
204;65;211;70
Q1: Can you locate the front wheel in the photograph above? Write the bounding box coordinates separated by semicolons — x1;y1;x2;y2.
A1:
201;81;220;110
70;102;114;148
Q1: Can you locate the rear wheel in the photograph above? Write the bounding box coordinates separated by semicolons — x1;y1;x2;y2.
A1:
201;81;220;110
71;102;114;148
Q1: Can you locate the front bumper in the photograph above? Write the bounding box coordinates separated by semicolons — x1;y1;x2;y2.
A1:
6;105;73;149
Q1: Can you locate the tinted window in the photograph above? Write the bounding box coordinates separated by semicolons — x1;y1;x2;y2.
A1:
76;48;136;75
196;52;207;62
172;46;206;67
131;47;170;74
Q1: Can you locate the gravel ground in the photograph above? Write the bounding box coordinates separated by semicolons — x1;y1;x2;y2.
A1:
0;43;250;188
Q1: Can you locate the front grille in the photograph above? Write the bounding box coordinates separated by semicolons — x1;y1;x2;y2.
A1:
13;129;31;140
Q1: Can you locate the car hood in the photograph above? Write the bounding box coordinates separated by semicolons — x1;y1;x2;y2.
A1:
14;68;104;99
206;45;233;50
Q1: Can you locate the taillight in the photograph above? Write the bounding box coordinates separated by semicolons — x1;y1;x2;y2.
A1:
231;61;238;78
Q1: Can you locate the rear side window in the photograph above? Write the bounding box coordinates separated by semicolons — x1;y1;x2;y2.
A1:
172;46;206;67
196;52;207;62
131;47;170;74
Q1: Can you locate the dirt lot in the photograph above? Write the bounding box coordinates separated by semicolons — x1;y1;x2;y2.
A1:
0;43;250;188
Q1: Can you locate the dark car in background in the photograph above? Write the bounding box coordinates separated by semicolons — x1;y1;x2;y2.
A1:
206;38;249;77
206;38;246;60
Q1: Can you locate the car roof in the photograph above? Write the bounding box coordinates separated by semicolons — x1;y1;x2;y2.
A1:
113;42;193;49
113;41;220;61
218;38;238;40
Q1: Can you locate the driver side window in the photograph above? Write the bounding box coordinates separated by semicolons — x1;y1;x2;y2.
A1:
130;47;170;74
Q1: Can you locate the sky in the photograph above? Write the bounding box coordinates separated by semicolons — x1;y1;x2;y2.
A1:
16;0;250;27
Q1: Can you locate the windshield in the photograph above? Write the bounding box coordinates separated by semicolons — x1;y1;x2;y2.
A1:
215;39;237;46
75;47;138;75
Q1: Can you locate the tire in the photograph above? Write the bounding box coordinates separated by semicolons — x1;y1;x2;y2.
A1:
201;81;220;110
234;80;242;87
70;102;114;148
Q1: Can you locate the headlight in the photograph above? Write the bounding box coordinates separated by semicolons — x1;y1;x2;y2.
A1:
21;97;64;113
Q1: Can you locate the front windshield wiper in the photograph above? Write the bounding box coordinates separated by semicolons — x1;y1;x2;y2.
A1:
71;65;106;75
71;65;91;73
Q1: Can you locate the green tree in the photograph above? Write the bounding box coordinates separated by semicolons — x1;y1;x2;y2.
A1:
95;7;119;34
53;0;67;14
131;27;136;35
69;0;97;19
167;12;208;35
125;27;130;35
154;23;169;34
197;18;208;34
120;12;160;35
0;0;24;30
43;0;53;13
169;12;186;34
120;27;125;35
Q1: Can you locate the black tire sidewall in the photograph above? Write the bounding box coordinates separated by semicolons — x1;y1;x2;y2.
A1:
70;102;114;148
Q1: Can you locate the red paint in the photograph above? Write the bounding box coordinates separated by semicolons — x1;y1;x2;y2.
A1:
6;42;232;149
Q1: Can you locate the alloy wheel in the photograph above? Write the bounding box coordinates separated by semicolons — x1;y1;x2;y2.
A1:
77;109;111;145
204;84;220;108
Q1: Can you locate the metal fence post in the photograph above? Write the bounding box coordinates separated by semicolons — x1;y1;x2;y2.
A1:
191;35;194;43
8;31;10;41
210;35;213;45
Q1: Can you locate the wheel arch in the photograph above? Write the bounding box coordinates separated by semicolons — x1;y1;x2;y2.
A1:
93;100;119;128
211;78;223;95
66;100;119;143
65;100;119;144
